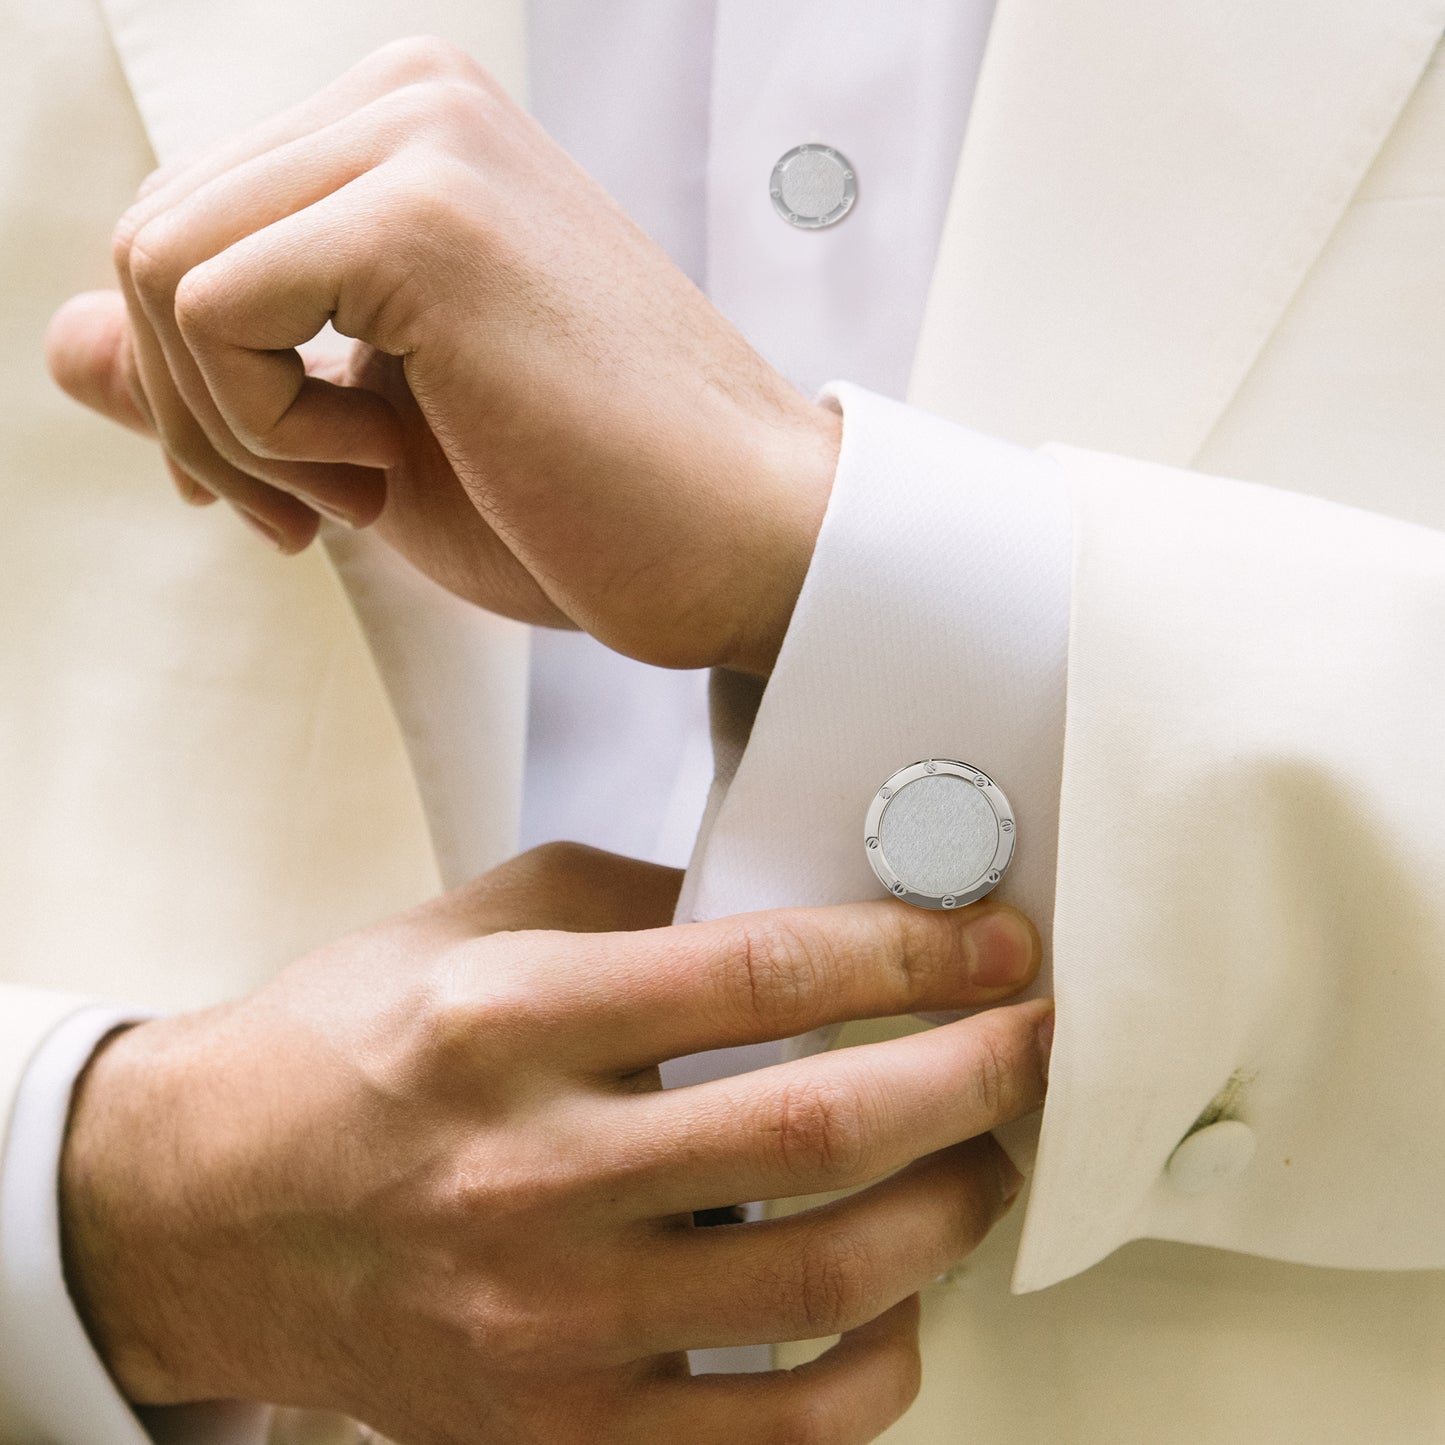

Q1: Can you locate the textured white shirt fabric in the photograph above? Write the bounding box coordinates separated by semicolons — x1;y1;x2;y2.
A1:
682;383;1070;995
0;1007;154;1443
0;1;1074;1437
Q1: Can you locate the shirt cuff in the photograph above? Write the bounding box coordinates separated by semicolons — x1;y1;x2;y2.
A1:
0;1006;269;1445
677;380;1072;1133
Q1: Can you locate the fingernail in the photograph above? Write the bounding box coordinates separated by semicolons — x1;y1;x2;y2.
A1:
237;508;285;551
1037;1005;1055;1084
967;909;1037;990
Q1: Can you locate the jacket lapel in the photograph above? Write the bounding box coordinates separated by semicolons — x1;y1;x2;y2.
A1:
96;0;534;887
910;0;1445;465
910;0;1445;1292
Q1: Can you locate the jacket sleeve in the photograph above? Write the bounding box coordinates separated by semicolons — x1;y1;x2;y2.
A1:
680;380;1445;1293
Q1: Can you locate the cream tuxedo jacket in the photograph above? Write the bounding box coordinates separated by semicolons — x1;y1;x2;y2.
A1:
4;1;1445;1442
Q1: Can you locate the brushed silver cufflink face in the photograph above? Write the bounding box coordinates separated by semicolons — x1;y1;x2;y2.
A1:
864;760;1015;910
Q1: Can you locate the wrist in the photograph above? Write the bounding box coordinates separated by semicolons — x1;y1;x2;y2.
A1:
724;396;840;677
59;1016;219;1405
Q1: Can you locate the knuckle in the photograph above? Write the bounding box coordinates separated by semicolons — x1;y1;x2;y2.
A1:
125;218;188;304
512;840;604;881
239;430;287;463
729;916;825;1034
769;1076;869;1184
445;843;612;936
480;1275;628;1373
375;155;473;247
110;204;150;274
452;1291;558;1372
490;843;620;924
438;1145;581;1235
874;905;962;1006
355;159;484;350
794;1227;875;1337
425;1162;512;1244
171;262;222;337
372;33;485;89
413;940;539;1070
372;73;492;145
967;1020;1014;1121
422;75;496;131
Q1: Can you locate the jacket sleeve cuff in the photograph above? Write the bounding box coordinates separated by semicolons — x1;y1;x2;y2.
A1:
685;393;1445;1295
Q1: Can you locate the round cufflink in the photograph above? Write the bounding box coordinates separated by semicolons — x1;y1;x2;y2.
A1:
864;760;1016;911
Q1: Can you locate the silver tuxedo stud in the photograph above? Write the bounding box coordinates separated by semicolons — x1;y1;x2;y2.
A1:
770;143;856;229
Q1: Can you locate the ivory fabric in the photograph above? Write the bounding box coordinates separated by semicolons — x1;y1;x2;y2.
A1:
1;0;1012;1435
686;1;1445;1440
0;2;527;1441
2;3;1445;1445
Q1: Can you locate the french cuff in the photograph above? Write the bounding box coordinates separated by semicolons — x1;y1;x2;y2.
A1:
1;998;156;1442
676;380;1072;1238
0;999;268;1445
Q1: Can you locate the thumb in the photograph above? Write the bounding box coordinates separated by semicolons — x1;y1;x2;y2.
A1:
45;290;153;435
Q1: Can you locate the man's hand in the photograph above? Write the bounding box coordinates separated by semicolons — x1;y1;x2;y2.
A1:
45;37;841;676
61;843;1050;1445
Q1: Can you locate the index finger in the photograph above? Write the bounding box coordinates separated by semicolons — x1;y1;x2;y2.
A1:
118;35;496;237
535;898;1040;1072
609;1004;1049;1220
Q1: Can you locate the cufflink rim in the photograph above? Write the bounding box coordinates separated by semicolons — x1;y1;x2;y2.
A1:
864;759;1016;911
769;143;857;229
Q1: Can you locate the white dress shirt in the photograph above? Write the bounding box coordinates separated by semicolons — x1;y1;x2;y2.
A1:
518;0;1003;868
0;2;1071;1438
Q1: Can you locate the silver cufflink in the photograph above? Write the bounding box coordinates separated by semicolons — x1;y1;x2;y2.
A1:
864;760;1016;910
770;143;856;229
